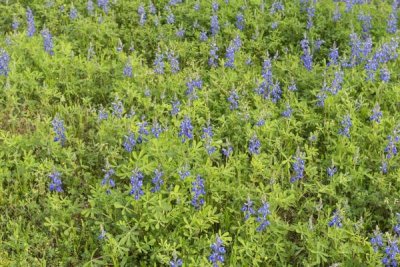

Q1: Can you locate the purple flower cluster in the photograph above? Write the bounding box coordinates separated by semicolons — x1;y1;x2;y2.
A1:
41;28;54;56
241;197;255;221
179;116;194;143
0;49;10;76
248;135;261;155
328;210;343;227
370;104;383;123
101;168;115;194
26;7;35;37
227;90;239;110
52;116;66;146
290;151;305;183
256;201;271;232
209;42;219;67
300;37;313;71
338;115;352;138
130;169;144;200
186;78;203;100
191;175;205;208
49;170;63;192
151;169;164;193
209;235;226;267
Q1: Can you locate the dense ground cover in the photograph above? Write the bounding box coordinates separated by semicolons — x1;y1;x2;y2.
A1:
1;0;400;266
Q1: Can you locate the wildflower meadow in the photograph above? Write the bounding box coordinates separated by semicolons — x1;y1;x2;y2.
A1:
1;0;400;266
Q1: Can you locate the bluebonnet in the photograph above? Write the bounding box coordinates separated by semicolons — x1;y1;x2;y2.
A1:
282;104;292;118
178;165;190;180
329;70;344;95
202;125;213;139
70;7;78;20
98;106;108;121
138;5;146;26
327;165;337;177
387;11;398;34
52;116;66;146
288;80;297;91
270;1;284;14
306;5;315;30
194;2;200;11
166;7;175;24
97;0;109;13
232;35;242;50
314;40;324;51
316;92;327;107
170;254;183;267
380;67;390;82
167;52;180;73
382;240;399;267
209;235;226;267
149;2;156;14
338;115;352;138
101;168;115;194
370;104;382;123
87;0;94;15
248;135;261;155
300;37;313;71
212;1;219;12
384;135;399;159
123;59;133;77
394;213;400;236
333;3;341;22
151;121;163;138
328;210;343;227
151;169;164;193
381;161;388;174
222;146;233;158
123;132;136;152
270;81;282;103
169;0;182;6
365;58;379;81
176;28;185;38
256;201;271;232
200;31;208;42
255;119;265;127
205;140;216;155
227;90;239;110
290;151;305;183
224;45;236;68
271;22;279;30
0;49;10;77
111;98;124;118
26;7;35;37
186;78;203;100
362;37;373;58
137;121;149;143
191;175;205;208
41;28;54;56
328;46;339;66
98;228;106;240
49;170;63;192
245;57;253;66
153;52;165;74
170;100;181;116
179;116;194;143
241;197;255;221
370;229;384;252
358;13;372;33
211;14;220;36
208;42;219;67
236;12;245;30
130;169;144;200
12;18;20;30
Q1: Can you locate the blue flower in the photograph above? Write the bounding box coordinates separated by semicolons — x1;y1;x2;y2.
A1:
170;100;181;116
153;52;165;74
387;11;398;34
256;201;271;232
111;98;124;118
186;78;203;100
130;169;144;200
97;0;109;13
199;31;208;42
370;104;383;123
370;229;384;252
87;0;94;15
282;104;292;118
290;151;305;183
236;12;245;30
382;240;399;266
306;5;315;29
384;135;399;159
41;28;54;56
170;255;183;267
179;116;194;143
248;135;261;155
328;46;339;66
151;169;164;193
327;166;337;178
227;90;239;110
151;121;163;138
70;7;78;20
26;7;36;37
241;197;255;221
300;37;313;71
123;59;133;77
380;67;390;82
52;116;66;146
49;170;63;192
101;168;115;194
222;146;233;158
328;210;342;227
209;235;226;267
166;7;175;24
168;51;180;73
209;42;219;67
211;14;219;36
98;228;106;240
123;132;136;152
0;49;10;77
358;13;372;33
191;175;205;208
338;115;352;138
178;166;190;180
138;5;146;26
